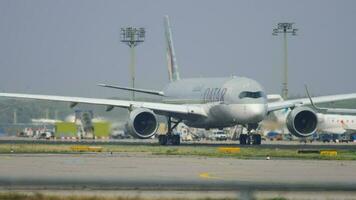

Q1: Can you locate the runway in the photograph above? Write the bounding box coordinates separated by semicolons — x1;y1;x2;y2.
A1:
1;153;356;191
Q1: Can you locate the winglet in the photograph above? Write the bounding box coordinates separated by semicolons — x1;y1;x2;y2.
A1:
305;85;327;112
305;85;316;108
304;85;332;114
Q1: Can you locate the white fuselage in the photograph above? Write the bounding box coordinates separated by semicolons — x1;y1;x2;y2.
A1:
317;113;356;134
161;76;268;128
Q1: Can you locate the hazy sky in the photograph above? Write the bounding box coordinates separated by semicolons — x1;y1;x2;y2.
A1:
0;0;356;98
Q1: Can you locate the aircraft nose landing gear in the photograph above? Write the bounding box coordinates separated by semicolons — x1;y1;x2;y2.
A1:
239;134;261;145
239;124;262;145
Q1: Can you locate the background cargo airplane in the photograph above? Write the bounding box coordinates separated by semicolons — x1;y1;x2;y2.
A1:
1;16;356;145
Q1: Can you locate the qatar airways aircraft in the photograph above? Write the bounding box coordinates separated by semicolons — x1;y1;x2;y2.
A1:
1;16;356;145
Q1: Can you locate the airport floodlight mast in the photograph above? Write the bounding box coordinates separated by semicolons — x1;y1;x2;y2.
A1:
273;23;298;100
120;27;145;100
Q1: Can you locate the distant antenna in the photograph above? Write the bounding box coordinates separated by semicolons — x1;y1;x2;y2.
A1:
272;23;298;100
120;27;146;100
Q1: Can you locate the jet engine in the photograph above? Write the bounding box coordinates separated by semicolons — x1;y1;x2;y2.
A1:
126;108;158;139
286;106;318;137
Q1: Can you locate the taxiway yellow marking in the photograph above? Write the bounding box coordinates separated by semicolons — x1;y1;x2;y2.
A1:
217;147;240;154
320;150;338;156
199;172;220;180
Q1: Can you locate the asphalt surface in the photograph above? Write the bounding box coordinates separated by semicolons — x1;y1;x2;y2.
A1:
1;153;356;192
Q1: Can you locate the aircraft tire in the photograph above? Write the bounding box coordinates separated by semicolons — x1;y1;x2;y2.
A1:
172;135;180;145
252;134;261;145
239;134;247;145
158;135;168;145
246;135;251;145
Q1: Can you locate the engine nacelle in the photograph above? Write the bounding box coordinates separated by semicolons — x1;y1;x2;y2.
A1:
286;106;318;137
126;108;158;139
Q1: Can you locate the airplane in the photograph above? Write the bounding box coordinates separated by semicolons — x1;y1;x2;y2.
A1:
317;114;356;135
263;88;356;138
262;106;356;136
1;16;356;145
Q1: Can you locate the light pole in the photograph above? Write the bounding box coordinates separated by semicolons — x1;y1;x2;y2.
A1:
13;108;17;125
273;23;297;100
120;27;145;100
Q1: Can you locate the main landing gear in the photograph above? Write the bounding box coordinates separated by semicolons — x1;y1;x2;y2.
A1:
239;124;261;145
158;117;182;145
239;134;261;145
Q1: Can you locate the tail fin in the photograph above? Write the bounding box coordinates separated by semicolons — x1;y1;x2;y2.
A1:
164;15;180;82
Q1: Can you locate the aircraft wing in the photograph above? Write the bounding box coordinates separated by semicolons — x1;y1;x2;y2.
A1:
267;93;356;112
0;93;207;118
98;84;165;96
344;128;356;134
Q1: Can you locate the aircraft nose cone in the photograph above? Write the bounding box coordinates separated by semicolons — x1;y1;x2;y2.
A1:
248;104;267;121
230;103;267;124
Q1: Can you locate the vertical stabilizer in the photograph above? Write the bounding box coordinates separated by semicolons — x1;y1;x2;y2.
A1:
164;16;180;82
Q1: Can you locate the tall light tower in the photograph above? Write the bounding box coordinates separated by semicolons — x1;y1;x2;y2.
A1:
120;27;145;100
13;108;17;125
273;23;297;100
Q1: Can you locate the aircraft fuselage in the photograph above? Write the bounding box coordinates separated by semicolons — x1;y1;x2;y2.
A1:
162;76;268;128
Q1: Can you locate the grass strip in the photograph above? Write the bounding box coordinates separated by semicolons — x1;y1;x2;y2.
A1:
0;144;355;160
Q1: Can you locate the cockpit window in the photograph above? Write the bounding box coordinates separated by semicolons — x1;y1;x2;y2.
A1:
239;91;264;99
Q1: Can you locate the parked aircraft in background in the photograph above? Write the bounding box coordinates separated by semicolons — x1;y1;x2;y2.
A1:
317;114;356;135
263;108;356;136
264;89;356;137
1;16;356;145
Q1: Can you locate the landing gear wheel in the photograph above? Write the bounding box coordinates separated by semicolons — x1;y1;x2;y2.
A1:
158;116;182;146
158;135;167;145
252;134;261;145
246;135;251;145
239;134;247;145
172;135;180;145
158;134;180;145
